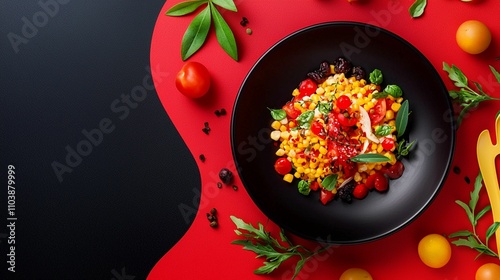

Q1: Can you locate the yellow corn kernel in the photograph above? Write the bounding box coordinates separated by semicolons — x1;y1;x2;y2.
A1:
275;149;285;156
385;110;395;120
296;158;306;165
311;94;321;102
354;172;362;182
294;172;301;178
374;164;383;170
388;120;396;127
319;146;328;155
279;125;287;132
270;131;281;141
283;174;294;183
364;101;374;111
271;121;281;130
351;103;359;112
294;102;302;110
315;87;325;95
319;139;327;146
292;88;300;96
311;137;319;144
337;84;345;91
396;97;404;103
308;102;316;110
371;143;378;150
280;131;290;140
289;121;296;129
384;152;397;165
377;144;384;153
309;162;318;169
391;102;401;112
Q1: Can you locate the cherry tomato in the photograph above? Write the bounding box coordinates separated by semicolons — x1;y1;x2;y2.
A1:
456;20;492;54
282;101;301;119
339;268;373;280
366;172;388;192
385;161;405;179
381;137;395;151
353;184;368;199
298;79;317;96
336;95;352;110
418;234;451;268
320;188;334;205
175;62;211;98
337;113;357;127
369;99;386;125
476;263;500;280
274;158;292;175
310;181;320;191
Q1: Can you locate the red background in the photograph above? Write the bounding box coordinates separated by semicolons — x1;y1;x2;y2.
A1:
148;0;500;279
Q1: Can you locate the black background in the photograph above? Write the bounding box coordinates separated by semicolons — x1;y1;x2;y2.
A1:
1;1;200;279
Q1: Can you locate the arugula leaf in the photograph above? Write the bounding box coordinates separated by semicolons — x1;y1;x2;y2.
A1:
409;0;427;18
321;174;338;191
180;5;211;60
209;2;238;61
486;222;500;245
298;180;311;195
268;108;286;121
211;0;237;11
375;125;393;137
296;110;314;129
369;69;383;85
383;84;403;98
166;0;207;16
318;101;333;115
349;154;390;163
395;100;409;138
490;65;500;84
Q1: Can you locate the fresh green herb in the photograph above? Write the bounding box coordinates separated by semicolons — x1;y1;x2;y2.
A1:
230;216;332;279
375;125;393;137
372;92;389;99
395;100;409;138
449;172;500;259
349;154;390;163
296;110;315;129
318;101;333;115
443;62;500;126
268;108;286;121
409;0;427;18
166;0;238;61
321;174;338;191
396;139;415;159
298;180;311;195
383;84;403;98
369;69;383;85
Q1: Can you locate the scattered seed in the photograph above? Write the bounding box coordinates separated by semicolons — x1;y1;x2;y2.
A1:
220;108;226;115
246;28;253;35
199;154;206;162
210;208;217;215
453;166;461;174
465;176;471;184
232;185;238;191
210;221;218;228
217;182;223;189
215;109;221;116
240;17;249;26
202;122;211;134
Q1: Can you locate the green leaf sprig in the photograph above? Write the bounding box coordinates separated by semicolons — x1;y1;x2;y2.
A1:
394;100;416;159
230;216;332;279
443;62;500;126
349;154;390;163
449;172;500;259
409;0;427;18
166;0;238;61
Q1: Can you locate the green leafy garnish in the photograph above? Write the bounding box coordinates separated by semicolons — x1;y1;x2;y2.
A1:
395;100;409;138
231;216;332;279
321;174;338;191
409;0;427;18
318;101;333;115
296;110;315;129
372;92;389;99
396;139;415;159
375;125;393;137
349;154;390;163
383;85;403;98
449;172;500;259
443;62;500;126
166;0;239;61
369;69;383;85
268;108;286;121
298;180;311;195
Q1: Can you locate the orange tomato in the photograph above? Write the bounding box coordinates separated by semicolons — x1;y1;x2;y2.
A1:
339;268;373;280
418;234;452;268
456;20;492;54
476;263;500;280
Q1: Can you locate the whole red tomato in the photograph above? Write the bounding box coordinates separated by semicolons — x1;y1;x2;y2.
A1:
175;62;211;98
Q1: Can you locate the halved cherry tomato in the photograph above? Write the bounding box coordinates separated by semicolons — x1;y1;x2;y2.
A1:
365;172;388;191
282;101;301;119
353;184;369;199
310;181;320;191
369;99;386;125
381;137;395;151
385;161;405;179
274;158;292;175
298;79;317;96
310;121;325;138
337;113;357;127
320;188;334;205
175;62;211;98
336;95;352;110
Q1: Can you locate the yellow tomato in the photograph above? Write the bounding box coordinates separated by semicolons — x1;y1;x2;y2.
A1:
456;20;492;54
476;263;500;280
418;234;451;268
339;268;373;280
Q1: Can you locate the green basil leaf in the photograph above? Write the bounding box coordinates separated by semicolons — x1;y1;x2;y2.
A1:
318;101;333;115
383;84;403;98
166;0;207;16
268;108;286;121
211;0;237;12
349;154;390;163
375;125;393;137
369;69;383;85
296;110;314;129
210;2;238;61
409;0;427;18
321;174;338;191
395;100;409;138
372;92;389;99
298;180;311;195
180;5;211;60
490;65;500;84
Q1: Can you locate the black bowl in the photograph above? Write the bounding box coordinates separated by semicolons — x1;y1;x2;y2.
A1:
231;22;455;244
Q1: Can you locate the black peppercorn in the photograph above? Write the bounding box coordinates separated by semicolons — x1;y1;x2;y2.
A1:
219;168;234;185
